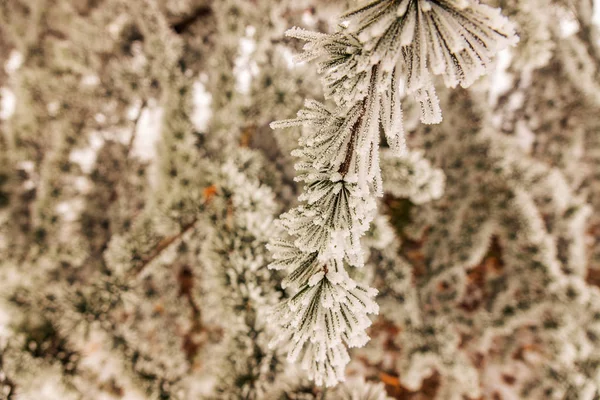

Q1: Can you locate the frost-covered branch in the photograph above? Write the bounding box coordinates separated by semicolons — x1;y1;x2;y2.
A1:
270;0;517;386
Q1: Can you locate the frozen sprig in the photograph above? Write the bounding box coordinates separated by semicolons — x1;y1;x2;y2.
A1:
266;172;379;385
268;272;379;387
270;0;517;388
279;176;376;265
267;112;380;383
342;0;518;122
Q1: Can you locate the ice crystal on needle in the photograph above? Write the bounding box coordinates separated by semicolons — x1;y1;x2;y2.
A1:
268;270;379;386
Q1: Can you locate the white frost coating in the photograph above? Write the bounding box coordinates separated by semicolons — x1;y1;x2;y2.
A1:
381;149;445;204
132;104;164;161
342;0;518;123
329;376;393;399
270;0;517;387
0;88;15;120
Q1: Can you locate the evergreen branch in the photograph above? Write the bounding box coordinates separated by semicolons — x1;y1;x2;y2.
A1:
270;0;518;387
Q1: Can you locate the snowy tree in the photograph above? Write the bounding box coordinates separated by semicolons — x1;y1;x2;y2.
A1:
0;0;600;399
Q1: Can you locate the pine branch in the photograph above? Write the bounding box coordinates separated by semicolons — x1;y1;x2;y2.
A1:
270;0;518;387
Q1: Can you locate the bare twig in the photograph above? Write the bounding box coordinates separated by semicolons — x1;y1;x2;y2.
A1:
171;5;213;34
130;218;198;277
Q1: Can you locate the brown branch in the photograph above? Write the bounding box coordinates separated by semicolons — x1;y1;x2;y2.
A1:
129;218;198;277
338;66;378;176
338;115;361;176
171;5;213;34
178;265;201;318
178;264;204;362
126;186;216;277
